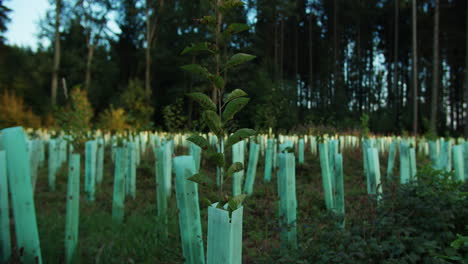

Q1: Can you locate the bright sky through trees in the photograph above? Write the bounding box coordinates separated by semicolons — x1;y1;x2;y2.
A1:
5;0;50;50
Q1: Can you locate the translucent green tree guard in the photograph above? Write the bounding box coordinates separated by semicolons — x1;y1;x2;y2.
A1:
264;139;273;182
85;140;97;201
38;139;45;165
189;142;202;172
111;139;116;163
309;136;317;155
279;140;293;153
232;141;245;196
298;138;305;165
1;127;42;263
0;151;11;263
243;141;260;195
156;146;168;239
366;148;376;194
96;138;104;184
65;154;80;264
319;142;334;211
440;139;452;172
464;142;468;181
59;139;68;166
328;139;338;190
216;143;222;186
387;141;397;180
272;139;278;169
164;142;173;197
366;148;382;197
139;134;145;155
28;140;41;190
126;142;136;199
334;153;345;228
409;147;417;181
207;204;243;264
452;145;465;182
277;153;297;250
48;139;58;191
362;139;374;194
134;136;141;166
428;140;439;169
112;148;126;223
173;156;205;264
277;140;294;195
399;142;410;184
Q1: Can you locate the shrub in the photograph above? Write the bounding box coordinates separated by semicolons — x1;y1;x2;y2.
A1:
0;89;41;128
162;98;187;132
42;112;56;128
97;105;130;132
279;165;468;264
119;79;154;131
55;86;94;152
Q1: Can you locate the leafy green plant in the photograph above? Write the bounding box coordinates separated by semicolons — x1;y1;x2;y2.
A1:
423;117;438;140
286;165;468;264
119;78;154;131
162;98;187;132
181;0;256;212
0;89;41;128
437;231;468;262
97;105;130;133
54;86;93;153
360;113;370;139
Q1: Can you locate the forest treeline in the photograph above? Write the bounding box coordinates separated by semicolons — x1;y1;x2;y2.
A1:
0;0;467;136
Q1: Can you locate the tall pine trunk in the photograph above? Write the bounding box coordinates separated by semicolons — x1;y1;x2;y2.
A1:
308;6;313;109
84;43;94;92
145;0;164;99
274;5;279;80
357;0;362;114
465;1;468;137
393;0;399;127
51;0;61;106
333;0;337;106
145;2;152;98
412;0;418;135
280;17;284;87
430;0;439;134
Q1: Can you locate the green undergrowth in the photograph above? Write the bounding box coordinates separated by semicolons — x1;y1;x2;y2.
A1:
9;146;467;263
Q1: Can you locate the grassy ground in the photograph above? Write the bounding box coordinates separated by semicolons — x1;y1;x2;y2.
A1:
8;145;431;263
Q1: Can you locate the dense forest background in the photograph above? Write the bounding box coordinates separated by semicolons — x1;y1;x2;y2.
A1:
0;0;467;136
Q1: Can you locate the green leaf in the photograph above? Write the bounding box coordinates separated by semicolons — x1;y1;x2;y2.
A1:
203;110;223;135
228;194;247;211
181;42;215;55
210;75;225;91
187;173;214;188
199;15;216;26
206;151;225;167
220;0;244;10
226;162;243;179
225;23;250;35
225;128;256;149
224;53;256;70
222;97;249;122
224;89;247;104
451;234;468;249
186;134;209;150
181;64;210;79
201;197;212;207
186;92;217;112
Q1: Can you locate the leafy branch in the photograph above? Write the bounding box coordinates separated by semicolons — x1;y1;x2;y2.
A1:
181;0;256;212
